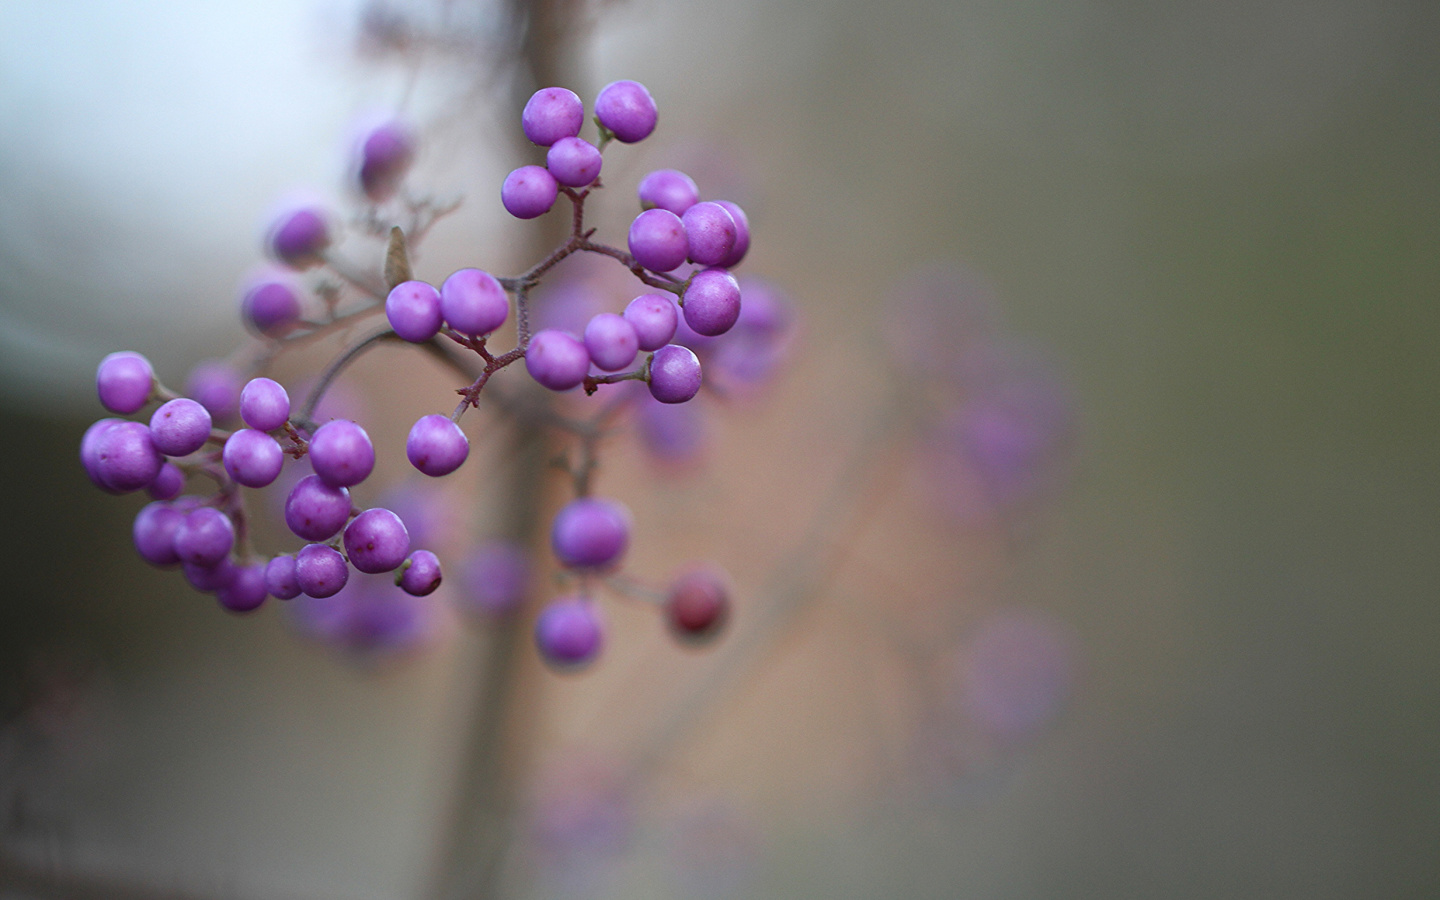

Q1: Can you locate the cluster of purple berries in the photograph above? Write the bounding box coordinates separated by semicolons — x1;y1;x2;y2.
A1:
82;79;764;670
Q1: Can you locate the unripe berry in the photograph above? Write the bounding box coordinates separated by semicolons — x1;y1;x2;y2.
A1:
664;567;730;643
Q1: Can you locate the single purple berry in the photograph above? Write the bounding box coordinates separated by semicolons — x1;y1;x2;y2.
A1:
715;201;751;268
242;280;301;337
90;420;164;493
222;428;284;488
535;596;604;669
239;377;290;432
149;398;212;456
80;419;124;494
648;344;702;404
681;201;737;268
357;121;415;202
637;169;699;215
397;550;443;597
269;207;330;269
594;80;657;143
295;543;349;598
344;507;411;574
308;419;374;488
665;567;730;644
522;87;584;147
550;497;630;570
407;414;469;476
682;268;742;337
96;351;154;415
525;329;590;391
217;562;268;613
386;279;444;342
623;293;679;351
185;360;242;425
584;313;639;372
502;165;559;219
133;502;184;567
147;462;185;501
266;554;302;600
460;540;530;617
546;136;603;188
284;474;352;542
173;507;235;567
184;557;237;593
440;268;508;336
628;208;688;273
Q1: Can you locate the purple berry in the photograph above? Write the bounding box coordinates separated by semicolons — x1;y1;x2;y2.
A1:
266;554;302;600
96;351;154;414
460;540;530;617
239;377;290;432
173;507;235;567
284;474;352;542
386;279;444;342
648;344;702;404
222;428;284;488
242;280;301;337
583;313;639;372
357;121;415;202
440;268;508;336
149;398;212;456
308;419;374;487
185;361;242;425
525;329;590;391
296;543;349;598
397;550;442;596
628;208;688;273
80;419;124;494
682;269;742;337
184;557;237;593
269;207;330;268
344;507;411;574
681;201;737;267
715;201;750;268
623;293;679;351
550;497;630;570
501;165;558;219
636;396;705;465
147;462;185;501
407;414;469;477
637;169;699;215
90;420;164;493
534;596;604;669
665;567;730;643
133;502;184;567
546;136;603;188
522;87;584;147
217;562;268;613
594;80;657;143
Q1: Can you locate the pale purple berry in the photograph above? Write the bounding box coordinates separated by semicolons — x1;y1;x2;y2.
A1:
583;313;639;372
308;419;374;487
623;293;679;351
222;429;284;488
344;507;411;574
440;268;508;336
386;280;444;342
628;208;687;272
682;268;742;337
522;87;584;147
147;462;185;501
96;351;153;414
594;80;657;143
715;201;751;268
267;554;302;600
239;377;290;432
242;280;301;336
546;136;602;188
550;497;629;570
80;419;124;494
296;543;349;598
149;398;212;456
535;596;604;669
269;207;330;268
648;344;702;404
397;550;442;597
185;361;242;425
217;563;268;613
502;165;558;219
133;502;184;567
357;121;415;202
681;201;737;267
407;414;469;477
174;507;235;567
460;540;530;617
284;474;352;542
637;169;699;215
525;329;590;391
90;420;164;493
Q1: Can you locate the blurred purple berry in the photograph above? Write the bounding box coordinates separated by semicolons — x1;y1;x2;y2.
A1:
535;596;604;669
665;567;729;643
174;507;235;567
266;554;302;600
217;563;268;613
90;420;163;493
185;360;242;426
357;121;415;203
242;280;301;337
459;539;530;617
551;497;629;570
133;502;184;567
147;462;185;501
269;207;330;269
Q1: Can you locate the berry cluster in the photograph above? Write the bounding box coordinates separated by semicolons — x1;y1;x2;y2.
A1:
81;80;771;669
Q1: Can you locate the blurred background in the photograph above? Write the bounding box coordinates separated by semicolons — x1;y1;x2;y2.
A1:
1;0;1438;898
